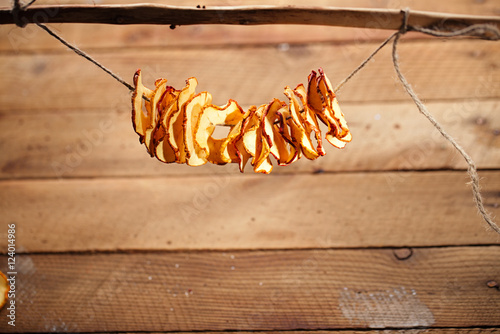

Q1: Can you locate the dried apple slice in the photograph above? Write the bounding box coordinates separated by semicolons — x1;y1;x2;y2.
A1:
0;271;8;309
224;119;245;164
306;69;352;148
262;99;298;166
254;144;273;173
232;106;257;172
142;78;169;155
248;105;267;166
253;118;273;173
195;99;245;165
284;86;320;160
154;87;181;163
166;77;198;163
317;68;351;144
276;108;301;164
242;106;263;163
307;70;323;113
330;97;352;143
293;84;325;156
131;69;154;145
262;99;284;162
0;272;7;309
183;92;213;166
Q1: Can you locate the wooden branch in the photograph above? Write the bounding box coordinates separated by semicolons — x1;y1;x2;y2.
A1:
1;4;499;31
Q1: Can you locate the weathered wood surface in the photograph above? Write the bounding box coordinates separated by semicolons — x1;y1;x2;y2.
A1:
1;171;498;253
91;331;500;334
0;0;499;332
0;0;498;51
0;247;499;331
1;39;498;112
97;331;500;334
1;100;499;179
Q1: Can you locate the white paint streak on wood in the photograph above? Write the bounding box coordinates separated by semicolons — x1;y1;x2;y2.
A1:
338;287;435;328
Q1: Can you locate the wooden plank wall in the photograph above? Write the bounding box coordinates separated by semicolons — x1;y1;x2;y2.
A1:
0;0;499;332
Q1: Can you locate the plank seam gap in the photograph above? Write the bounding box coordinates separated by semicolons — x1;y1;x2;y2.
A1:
1;167;498;182
2;97;500;116
2;243;499;256
0;34;454;57
45;325;500;334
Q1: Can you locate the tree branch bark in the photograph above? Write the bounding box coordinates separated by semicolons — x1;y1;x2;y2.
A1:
1;4;499;31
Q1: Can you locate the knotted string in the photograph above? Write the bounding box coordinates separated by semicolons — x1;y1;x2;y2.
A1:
11;0;37;27
10;3;500;234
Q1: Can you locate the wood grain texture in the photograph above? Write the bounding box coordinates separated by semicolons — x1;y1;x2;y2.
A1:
1;100;499;179
1;171;499;253
0;247;498;331
97;331;500;334
0;0;499;332
99;331;500;334
0;0;499;51
1;39;498;114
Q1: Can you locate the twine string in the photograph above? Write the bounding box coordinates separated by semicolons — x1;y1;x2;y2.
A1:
392;9;499;234
11;4;500;233
333;32;398;94
12;1;135;92
334;10;499;93
35;23;135;92
21;0;37;9
412;24;500;40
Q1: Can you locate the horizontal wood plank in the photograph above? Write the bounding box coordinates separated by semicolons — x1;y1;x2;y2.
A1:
0;0;498;51
0;171;499;253
1;40;498;114
98;330;500;334
0;247;498;331
1;100;499;179
103;327;500;334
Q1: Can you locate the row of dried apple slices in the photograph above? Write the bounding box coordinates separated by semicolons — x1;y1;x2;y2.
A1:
131;68;351;174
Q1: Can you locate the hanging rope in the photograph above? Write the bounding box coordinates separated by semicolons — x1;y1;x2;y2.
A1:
36;23;135;92
392;9;500;234
335;12;499;92
334;32;398;94
336;8;499;234
9;3;500;234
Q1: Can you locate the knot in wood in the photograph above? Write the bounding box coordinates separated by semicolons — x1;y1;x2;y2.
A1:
393;247;413;260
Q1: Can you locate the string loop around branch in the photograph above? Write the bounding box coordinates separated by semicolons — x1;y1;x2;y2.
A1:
11;0;25;28
399;7;410;34
11;0;37;27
